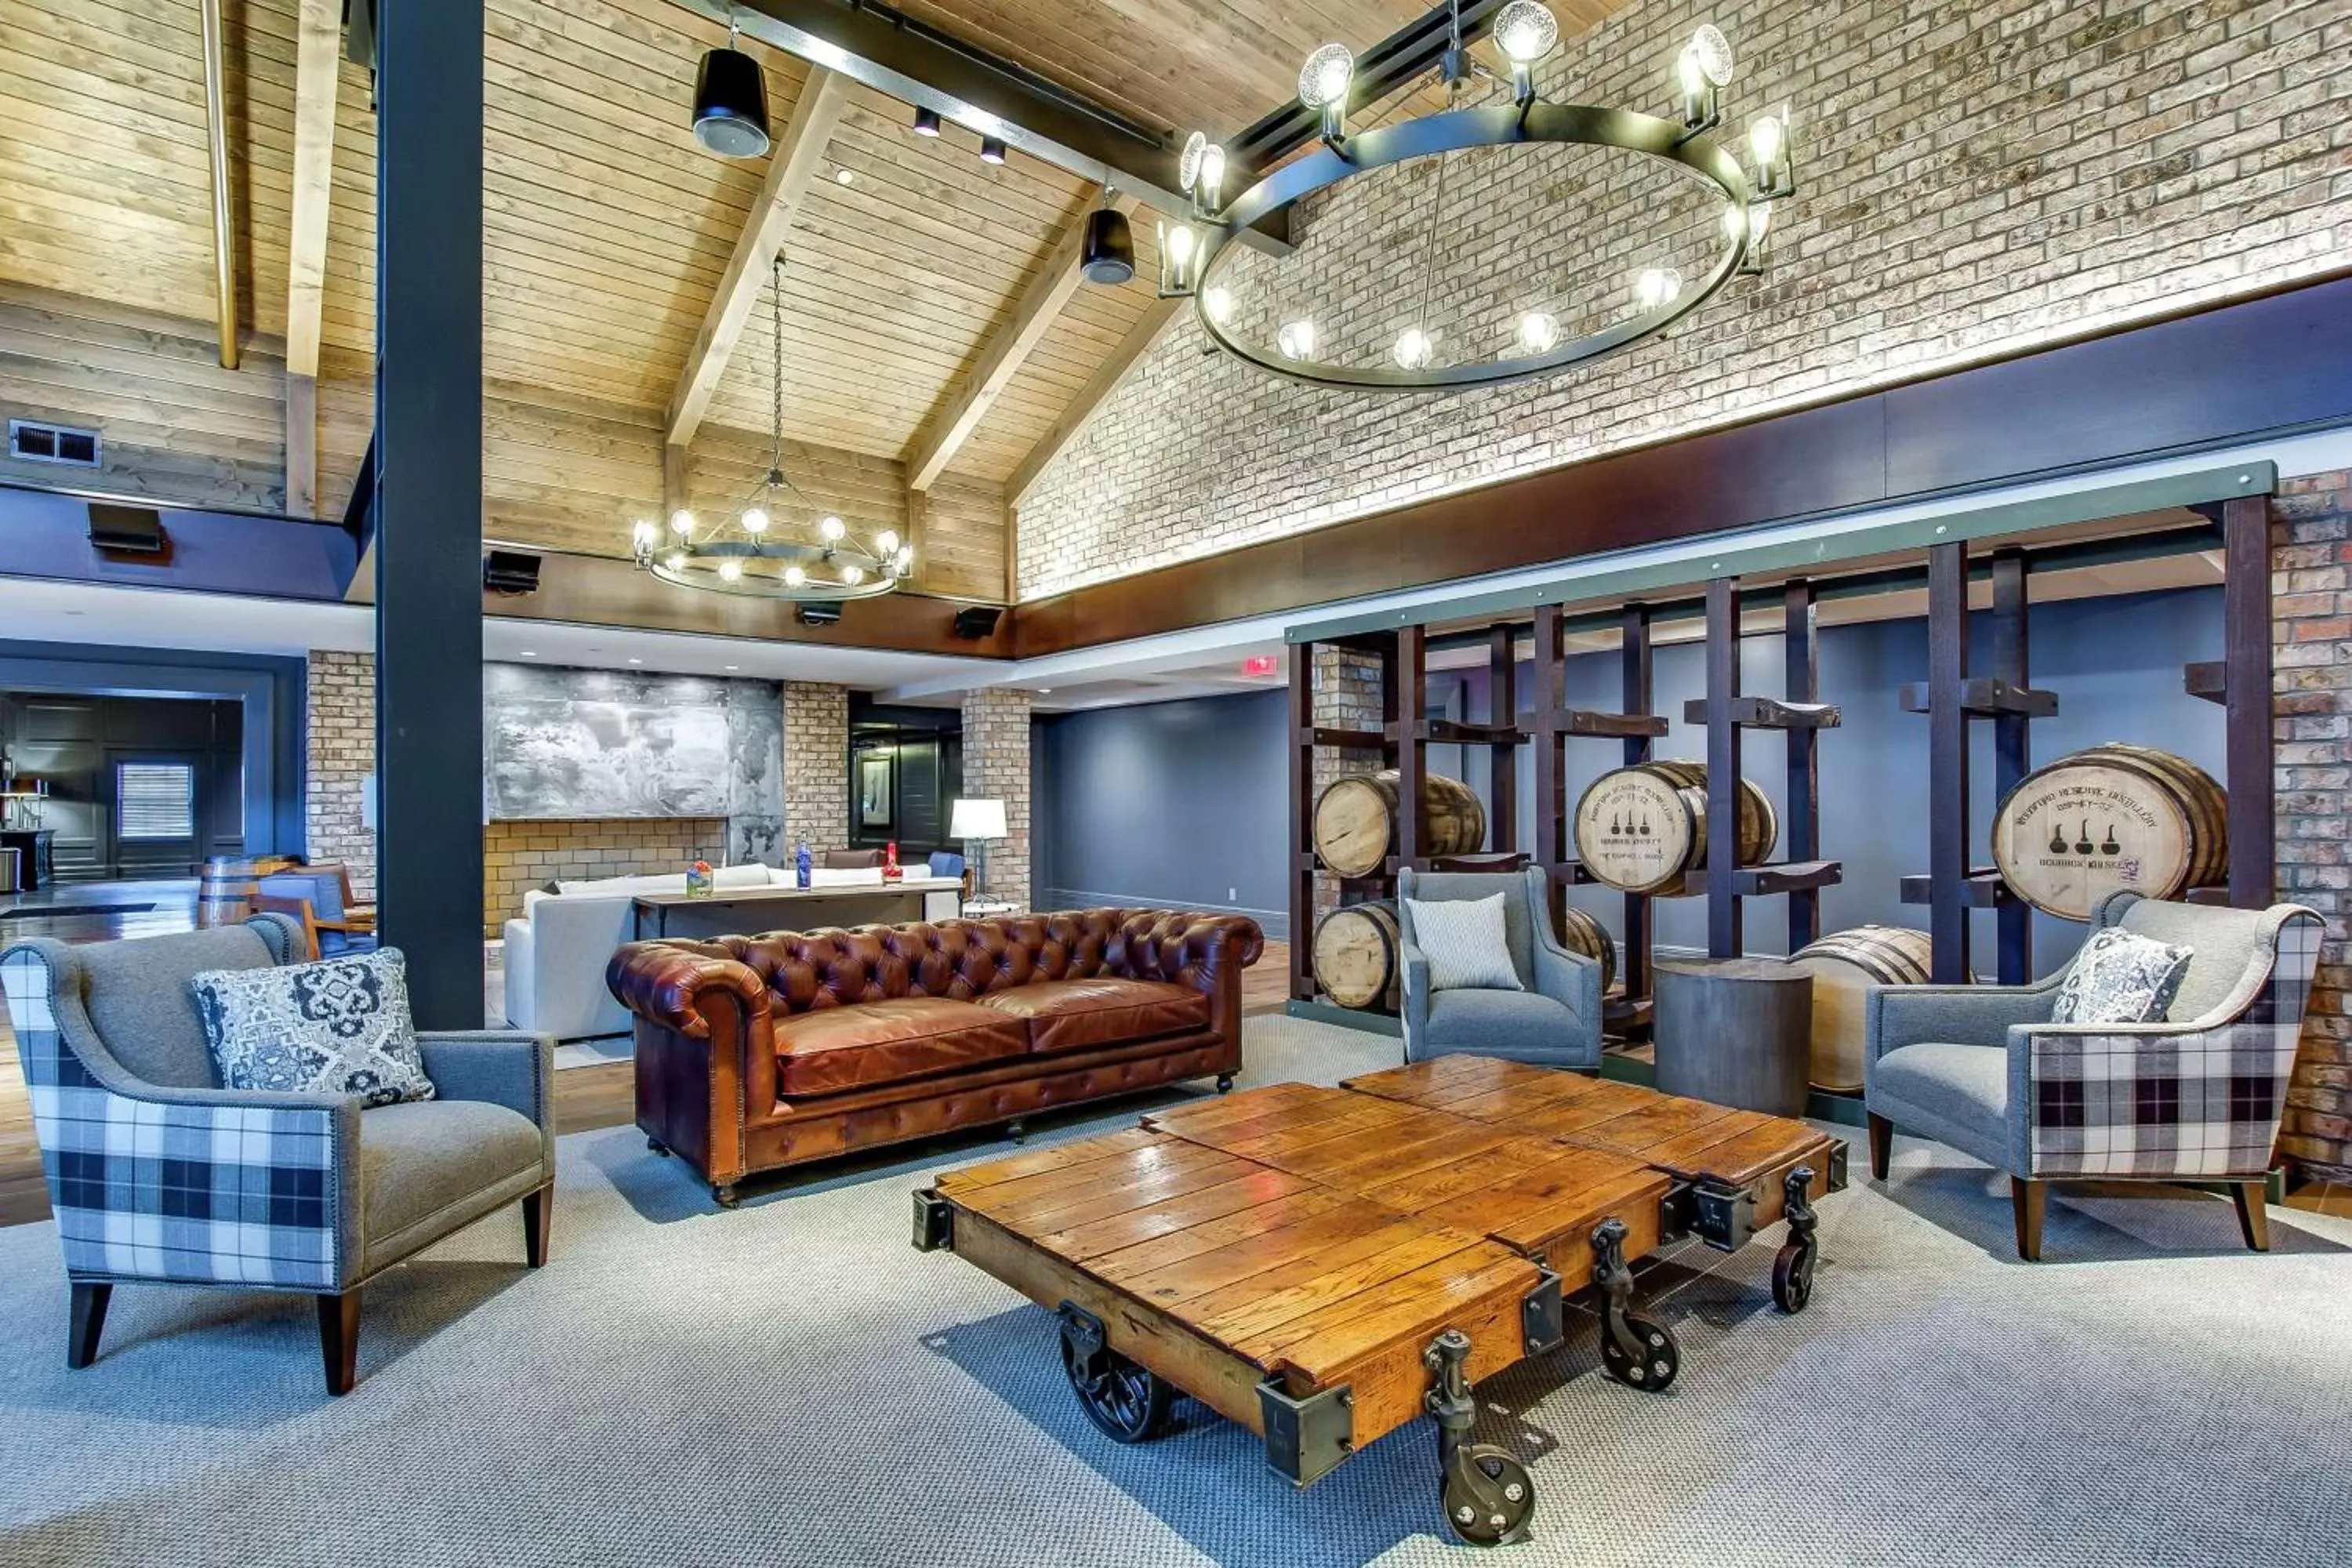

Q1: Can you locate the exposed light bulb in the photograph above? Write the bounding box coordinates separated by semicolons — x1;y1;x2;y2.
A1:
664;551;686;572
1635;266;1684;309
1277;318;1316;358
1392;326;1435;370
1676;46;1706;98
1167;223;1197;268
1203;285;1234;325
818;514;846;542
897;544;914;567
1298;43;1353;110
669;508;694;534
630;520;657;550
833;168;855;185
1749;112;1784;172
1494;1;1559;65
1748;201;1772;241
877;529;899;555
1517;311;1560;353
1689;24;1737;85
717;559;742;582
1197;143;1225;200
841;564;865;586
741;506;769;533
1722;205;1748;242
783;564;808;587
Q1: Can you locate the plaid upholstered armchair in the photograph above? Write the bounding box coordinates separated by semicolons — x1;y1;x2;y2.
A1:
0;916;556;1394
1864;891;2322;1261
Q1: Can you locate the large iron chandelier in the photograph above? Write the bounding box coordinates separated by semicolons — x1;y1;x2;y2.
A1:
630;259;912;601
1152;4;1796;391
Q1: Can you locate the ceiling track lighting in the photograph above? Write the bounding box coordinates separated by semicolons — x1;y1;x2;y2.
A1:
979;134;1007;165
691;11;771;158
1080;193;1134;285
1151;5;1798;391
912;104;942;136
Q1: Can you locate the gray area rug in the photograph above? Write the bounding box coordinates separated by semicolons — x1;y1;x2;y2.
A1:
2;1014;2349;1567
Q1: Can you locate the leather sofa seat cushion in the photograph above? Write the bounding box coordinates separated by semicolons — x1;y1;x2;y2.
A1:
975;978;1209;1056
775;998;1032;1097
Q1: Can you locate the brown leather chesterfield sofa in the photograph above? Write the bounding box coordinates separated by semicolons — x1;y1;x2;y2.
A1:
607;908;1261;1205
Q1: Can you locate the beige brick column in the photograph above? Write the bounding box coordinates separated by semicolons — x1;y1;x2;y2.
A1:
960;686;1031;909
783;681;849;854
1310;645;1385;922
305;650;377;902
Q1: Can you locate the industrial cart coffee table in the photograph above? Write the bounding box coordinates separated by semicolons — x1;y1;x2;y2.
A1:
913;1055;1846;1547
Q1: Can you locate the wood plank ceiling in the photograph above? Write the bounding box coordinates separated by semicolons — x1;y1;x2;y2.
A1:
0;0;1623;604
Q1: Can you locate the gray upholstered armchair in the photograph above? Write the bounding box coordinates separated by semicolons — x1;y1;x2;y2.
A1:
1864;891;2322;1261
0;916;556;1394
1397;866;1603;1069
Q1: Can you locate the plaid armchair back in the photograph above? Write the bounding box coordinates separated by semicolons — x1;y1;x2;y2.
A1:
2025;907;2323;1180
1;934;350;1291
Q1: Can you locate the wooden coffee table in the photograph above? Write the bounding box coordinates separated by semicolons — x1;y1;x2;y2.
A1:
913;1058;1845;1547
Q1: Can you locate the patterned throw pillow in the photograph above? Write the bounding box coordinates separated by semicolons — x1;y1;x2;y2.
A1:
2048;927;2193;1026
1404;893;1523;993
191;949;435;1108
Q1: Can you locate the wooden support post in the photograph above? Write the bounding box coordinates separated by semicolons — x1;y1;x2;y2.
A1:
1530;605;1564;915
1927;543;1971;984
2222;494;2274;908
1396;626;1428;869
1990;548;2034;983
1704;578;1743;959
1487;623;1518;856
1288;648;1315;1001
1621;604;1656;1000
1784;579;1821;951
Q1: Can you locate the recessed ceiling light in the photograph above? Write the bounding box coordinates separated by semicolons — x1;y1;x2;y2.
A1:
519;650;537;657
627;657;643;665
725;664;740;671
1039;688;1052;694
834;167;854;184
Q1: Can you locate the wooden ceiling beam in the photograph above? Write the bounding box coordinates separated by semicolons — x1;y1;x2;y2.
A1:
665;64;851;450
1007;292;1182;508
905;194;1137;492
285;0;342;517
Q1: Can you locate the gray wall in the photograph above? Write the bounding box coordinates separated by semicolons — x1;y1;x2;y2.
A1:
1035;689;1290;934
1033;585;2224;970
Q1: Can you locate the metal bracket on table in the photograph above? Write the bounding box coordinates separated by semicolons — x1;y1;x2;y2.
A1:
1690;1181;1759;1254
1258;1374;1356;1489
1825;1140;1851;1193
1520;1265;1565;1358
911;1188;955;1252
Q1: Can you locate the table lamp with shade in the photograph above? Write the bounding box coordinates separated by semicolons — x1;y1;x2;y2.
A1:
949;797;1007;903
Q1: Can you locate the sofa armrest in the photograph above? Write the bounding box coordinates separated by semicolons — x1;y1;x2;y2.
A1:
1400;942;1433;1041
604;942;773;1042
1530;923;1599;1024
1865;982;2056;1062
418;1029;555;1148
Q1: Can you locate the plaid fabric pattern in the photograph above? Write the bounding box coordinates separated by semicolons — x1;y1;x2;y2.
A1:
2;946;341;1288
2028;913;2322;1179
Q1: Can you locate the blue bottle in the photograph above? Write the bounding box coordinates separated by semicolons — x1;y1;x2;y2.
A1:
795;839;812;889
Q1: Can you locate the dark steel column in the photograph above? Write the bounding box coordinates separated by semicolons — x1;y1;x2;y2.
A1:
1989;549;2034;982
375;0;485;1028
1704;578;1741;959
2222;495;2274;909
1926;544;1969;983
1783;579;1821;951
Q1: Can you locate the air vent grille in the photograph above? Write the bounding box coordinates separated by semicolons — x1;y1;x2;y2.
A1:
9;419;101;467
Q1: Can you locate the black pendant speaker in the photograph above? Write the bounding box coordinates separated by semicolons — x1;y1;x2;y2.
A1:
1080;206;1134;285
693;46;771;158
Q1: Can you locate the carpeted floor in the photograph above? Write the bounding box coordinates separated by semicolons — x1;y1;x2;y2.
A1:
2;1014;2349;1567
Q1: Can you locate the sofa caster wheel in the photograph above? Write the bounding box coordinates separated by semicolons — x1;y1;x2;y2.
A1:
1006;1120;1029;1144
711;1184;740;1209
647;1137;669;1157
1215;1074;1235;1094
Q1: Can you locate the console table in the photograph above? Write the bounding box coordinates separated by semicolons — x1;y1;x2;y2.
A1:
0;829;56;891
630;876;961;941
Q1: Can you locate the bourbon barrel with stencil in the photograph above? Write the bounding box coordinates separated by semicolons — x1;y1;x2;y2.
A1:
1990;743;2227;921
1312;769;1486;878
1786;926;1951;1092
1554;902;1617;997
1571;760;1777;897
1312;900;1403;1010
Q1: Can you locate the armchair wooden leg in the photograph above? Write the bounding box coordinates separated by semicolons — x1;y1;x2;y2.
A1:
318;1290;362;1396
2230;1180;2270;1253
67;1282;111;1370
523;1182;553;1269
1867;1113;1893;1181
2010;1178;2047;1262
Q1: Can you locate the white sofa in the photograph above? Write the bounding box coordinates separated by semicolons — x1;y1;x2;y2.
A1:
499;865;960;1040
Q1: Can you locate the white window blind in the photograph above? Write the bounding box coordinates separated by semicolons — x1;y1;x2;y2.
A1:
117;763;195;841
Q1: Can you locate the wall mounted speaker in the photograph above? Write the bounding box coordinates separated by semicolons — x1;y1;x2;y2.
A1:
953;606;1004;640
799;601;844;627
86;503;168;558
482;550;542;595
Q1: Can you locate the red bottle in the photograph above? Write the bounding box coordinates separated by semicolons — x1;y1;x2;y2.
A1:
882;840;903;882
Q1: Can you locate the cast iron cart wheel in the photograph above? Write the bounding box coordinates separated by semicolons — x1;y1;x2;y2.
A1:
1600;1312;1679;1392
1059;1334;1174;1443
1442;1445;1536;1547
1772;1237;1814;1313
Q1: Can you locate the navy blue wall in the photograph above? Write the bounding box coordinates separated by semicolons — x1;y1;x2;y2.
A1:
1035;585;2223;972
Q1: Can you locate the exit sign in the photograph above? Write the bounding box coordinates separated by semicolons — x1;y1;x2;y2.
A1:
1242;654;1279;677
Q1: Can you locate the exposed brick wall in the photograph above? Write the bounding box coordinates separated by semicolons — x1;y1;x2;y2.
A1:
961;687;1031;909
783;681;849;853
1310;647;1387;927
2274;470;2352;1179
305;651;376;902
1017;0;2350;600
481;817;728;936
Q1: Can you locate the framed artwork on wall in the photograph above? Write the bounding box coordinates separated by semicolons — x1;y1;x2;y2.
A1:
858;750;894;829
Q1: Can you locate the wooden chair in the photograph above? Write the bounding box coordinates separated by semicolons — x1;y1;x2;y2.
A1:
255;871;377;960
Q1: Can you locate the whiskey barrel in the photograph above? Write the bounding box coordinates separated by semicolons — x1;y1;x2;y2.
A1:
1786;926;1948;1093
1990;743;2227;920
197;855;301;929
1555;902;1617;997
1312;900;1402;1010
1571;761;1777;897
1312;769;1486;878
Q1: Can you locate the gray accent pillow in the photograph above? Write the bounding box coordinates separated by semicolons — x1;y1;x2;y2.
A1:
2049;927;2192;1026
191;949;436;1108
1405;893;1524;993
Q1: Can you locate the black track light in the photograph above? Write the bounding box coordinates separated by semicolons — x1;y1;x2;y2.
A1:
1080;205;1134;285
979;134;1007;165
691;43;770;158
913;105;942;136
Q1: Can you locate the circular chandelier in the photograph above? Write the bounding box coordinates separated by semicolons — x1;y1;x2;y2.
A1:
1150;5;1796;392
630;259;912;601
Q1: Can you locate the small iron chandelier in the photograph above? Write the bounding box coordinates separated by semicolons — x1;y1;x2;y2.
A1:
630;260;912;601
1151;4;1798;392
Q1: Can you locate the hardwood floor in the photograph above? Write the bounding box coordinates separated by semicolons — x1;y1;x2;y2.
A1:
0;935;1295;1228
